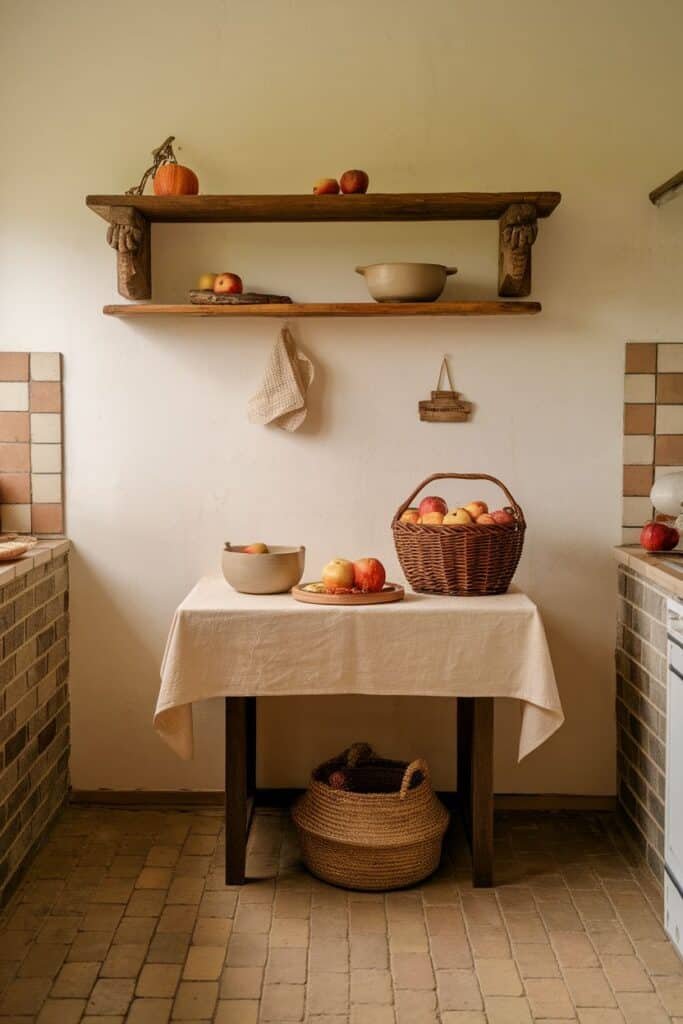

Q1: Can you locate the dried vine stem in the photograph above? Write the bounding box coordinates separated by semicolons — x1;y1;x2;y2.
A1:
125;135;178;196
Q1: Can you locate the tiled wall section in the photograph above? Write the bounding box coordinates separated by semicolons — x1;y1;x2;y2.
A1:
0;352;63;535
0;542;70;905
615;563;667;882
623;341;683;544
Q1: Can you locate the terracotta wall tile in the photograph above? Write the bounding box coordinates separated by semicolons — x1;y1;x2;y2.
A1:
0;443;30;472
623;465;653;496
0;412;30;443
31;503;63;534
624;405;654;435
29;382;62;413
656;373;683;403
0;353;29;381
655;434;683;466
0;473;30;503
625;343;657;373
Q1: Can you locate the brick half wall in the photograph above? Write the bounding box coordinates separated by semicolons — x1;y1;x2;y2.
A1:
0;547;69;905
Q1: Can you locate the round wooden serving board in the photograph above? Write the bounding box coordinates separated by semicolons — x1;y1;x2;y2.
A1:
291;582;405;606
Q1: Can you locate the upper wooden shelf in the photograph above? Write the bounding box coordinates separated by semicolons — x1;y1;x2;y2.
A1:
86;191;562;224
103;300;541;318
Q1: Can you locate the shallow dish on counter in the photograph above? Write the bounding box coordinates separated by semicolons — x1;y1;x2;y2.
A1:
292;582;404;605
355;262;457;302
222;544;305;594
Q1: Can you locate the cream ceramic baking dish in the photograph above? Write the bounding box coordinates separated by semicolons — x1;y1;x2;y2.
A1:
355;262;457;302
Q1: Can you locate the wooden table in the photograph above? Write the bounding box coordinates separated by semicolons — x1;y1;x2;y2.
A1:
156;579;563;891
224;694;494;887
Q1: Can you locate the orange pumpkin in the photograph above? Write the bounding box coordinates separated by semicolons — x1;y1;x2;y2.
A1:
153;163;199;196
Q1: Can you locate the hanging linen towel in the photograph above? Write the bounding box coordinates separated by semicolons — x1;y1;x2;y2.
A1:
248;327;314;432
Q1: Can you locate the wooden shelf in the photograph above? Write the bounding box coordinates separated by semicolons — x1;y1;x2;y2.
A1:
87;191;561;224
87;190;561;304
103;300;541;318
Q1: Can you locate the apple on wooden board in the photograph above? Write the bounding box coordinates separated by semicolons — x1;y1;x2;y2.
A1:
322;558;355;593
353;558;386;593
400;508;420;524
313;178;340;195
443;508;472;525
214;273;243;294
640;521;679;551
197;273;217;291
340;169;369;194
418;495;448;517
243;542;269;554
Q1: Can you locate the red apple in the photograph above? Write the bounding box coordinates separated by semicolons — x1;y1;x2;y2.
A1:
418;496;448;517
214;273;243;294
322;558;355;593
340;169;369;194
243;542;269;554
492;508;515;525
313;177;340;195
640;521;679;552
353;557;386;593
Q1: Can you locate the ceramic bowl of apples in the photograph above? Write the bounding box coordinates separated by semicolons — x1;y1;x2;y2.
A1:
399;496;516;527
222;542;305;595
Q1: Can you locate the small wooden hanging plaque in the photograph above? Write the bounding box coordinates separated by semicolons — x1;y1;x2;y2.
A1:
419;358;472;422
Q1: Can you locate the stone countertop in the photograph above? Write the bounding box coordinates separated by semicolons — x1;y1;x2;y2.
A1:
0;538;70;589
614;544;683;598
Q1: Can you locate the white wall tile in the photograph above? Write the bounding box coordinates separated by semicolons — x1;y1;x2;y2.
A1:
621;527;642;545
657;344;683;372
30;444;62;473
29;352;61;382
31;474;62;503
30;413;61;444
0;504;31;532
624;434;654;464
0;382;29;412
656;405;683;434
622;496;653;527
624;374;655;403
655;464;683;479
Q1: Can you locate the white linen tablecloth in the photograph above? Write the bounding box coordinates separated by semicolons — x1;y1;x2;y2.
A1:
155;577;563;762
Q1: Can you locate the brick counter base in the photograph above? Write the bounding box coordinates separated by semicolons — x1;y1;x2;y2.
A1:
616;563;668;883
0;549;69;905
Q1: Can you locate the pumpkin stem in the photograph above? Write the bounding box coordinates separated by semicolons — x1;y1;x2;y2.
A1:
125;135;178;196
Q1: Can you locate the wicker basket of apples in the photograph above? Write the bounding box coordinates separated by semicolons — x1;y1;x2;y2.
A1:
392;472;525;596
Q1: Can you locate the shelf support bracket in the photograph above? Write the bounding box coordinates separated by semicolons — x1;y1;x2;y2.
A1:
105;207;151;300
498;203;538;297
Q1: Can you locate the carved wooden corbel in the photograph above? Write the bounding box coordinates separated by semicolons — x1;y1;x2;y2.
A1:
105;207;151;300
498;203;538;297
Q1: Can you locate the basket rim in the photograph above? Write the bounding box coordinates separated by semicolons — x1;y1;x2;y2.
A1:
305;777;431;802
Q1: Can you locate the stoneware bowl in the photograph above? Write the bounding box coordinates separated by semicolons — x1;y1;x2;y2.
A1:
222;544;306;594
355;262;457;302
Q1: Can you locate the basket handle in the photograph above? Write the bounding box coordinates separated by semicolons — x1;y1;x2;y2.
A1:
399;758;429;800
344;742;374;768
392;472;525;527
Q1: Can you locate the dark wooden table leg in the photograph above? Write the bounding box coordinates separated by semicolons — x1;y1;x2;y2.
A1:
457;696;494;887
225;697;257;885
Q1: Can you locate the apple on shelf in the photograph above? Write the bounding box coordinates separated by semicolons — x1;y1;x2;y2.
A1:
313;178;340;195
340;169;369;194
214;273;243;295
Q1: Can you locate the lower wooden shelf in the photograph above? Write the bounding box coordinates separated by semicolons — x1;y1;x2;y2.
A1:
103;300;542;318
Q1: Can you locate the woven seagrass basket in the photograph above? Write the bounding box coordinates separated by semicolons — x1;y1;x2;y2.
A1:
292;743;449;891
392;472;526;596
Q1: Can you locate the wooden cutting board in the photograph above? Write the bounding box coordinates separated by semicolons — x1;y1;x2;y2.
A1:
189;290;293;305
291;582;405;606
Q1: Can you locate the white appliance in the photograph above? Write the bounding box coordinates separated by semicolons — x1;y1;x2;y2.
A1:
665;598;683;956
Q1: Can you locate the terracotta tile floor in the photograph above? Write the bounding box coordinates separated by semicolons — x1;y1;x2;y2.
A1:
0;806;680;1023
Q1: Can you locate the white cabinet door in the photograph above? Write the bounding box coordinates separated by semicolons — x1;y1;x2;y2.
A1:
666;636;683;886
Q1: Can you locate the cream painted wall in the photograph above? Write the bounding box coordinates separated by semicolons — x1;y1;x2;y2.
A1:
2;0;683;794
